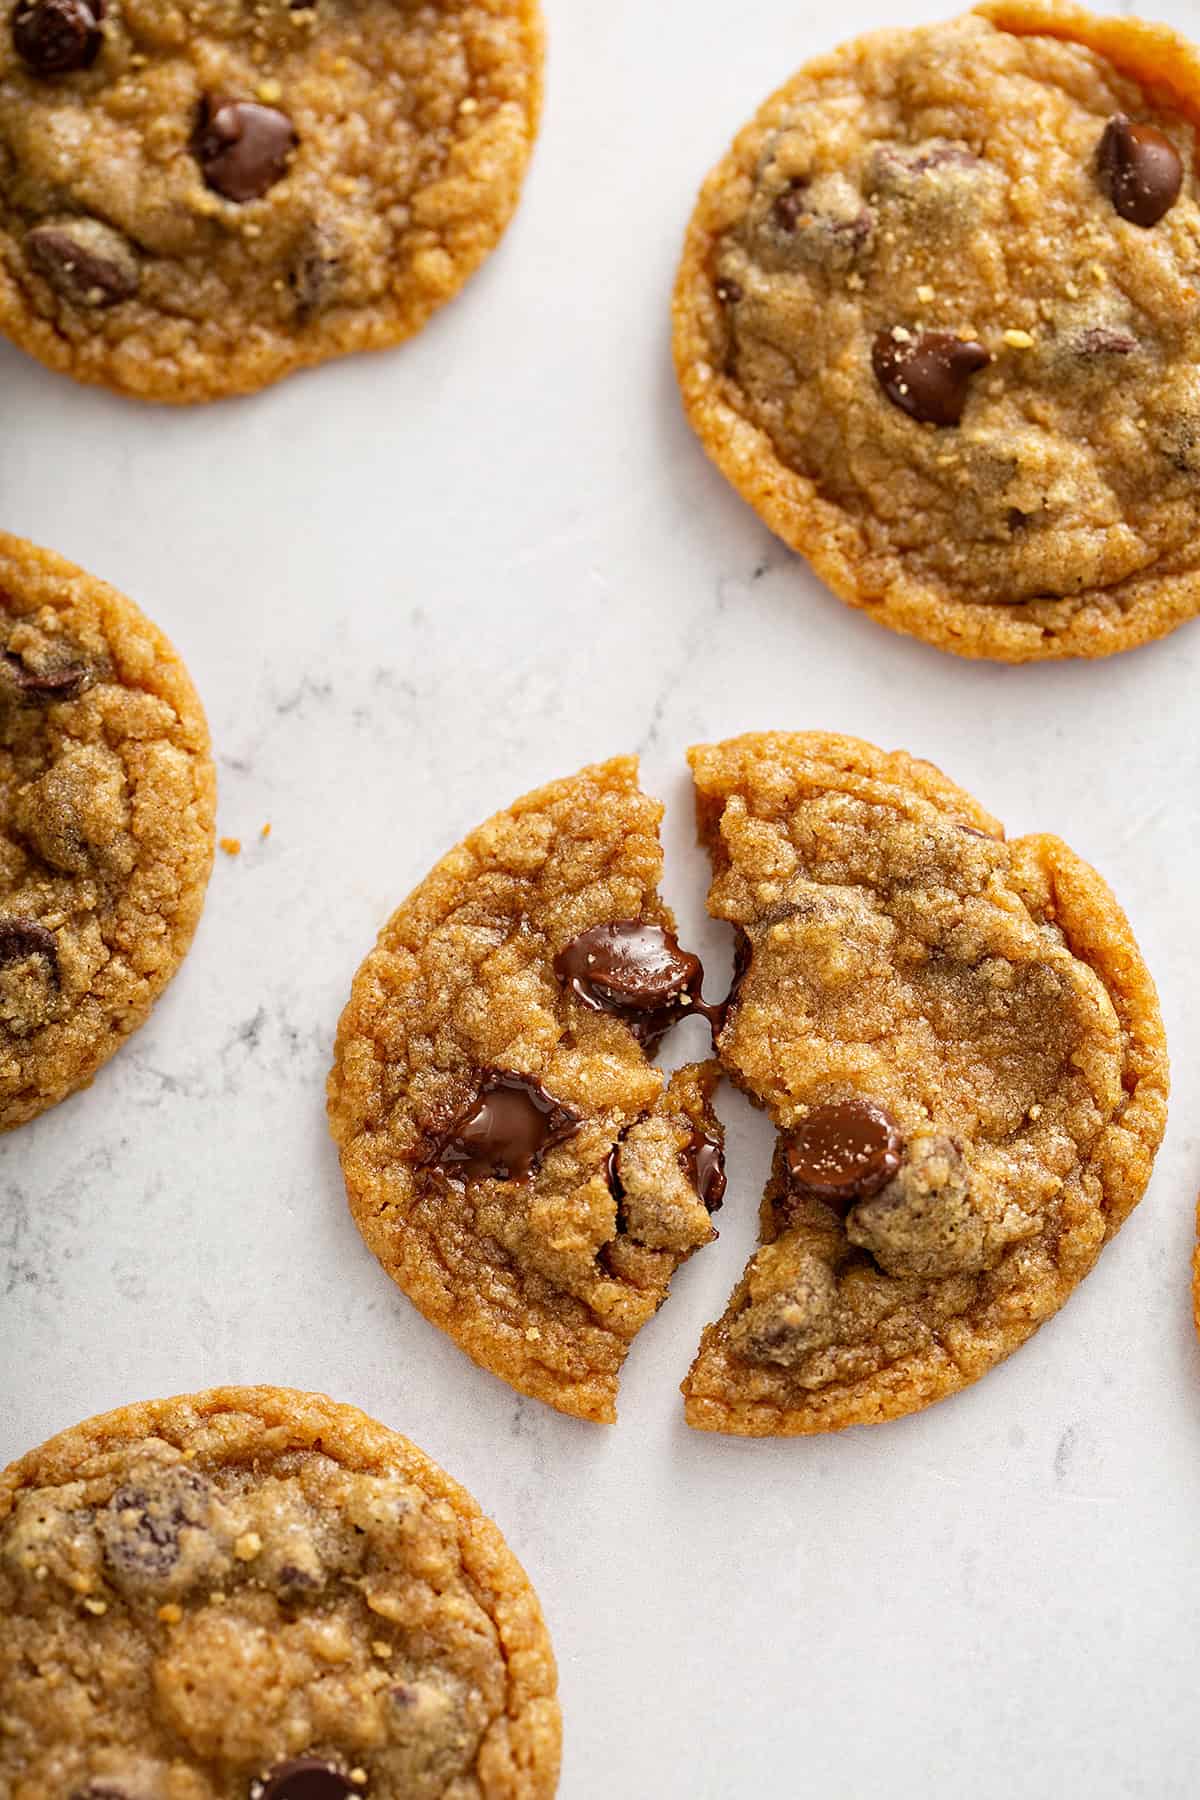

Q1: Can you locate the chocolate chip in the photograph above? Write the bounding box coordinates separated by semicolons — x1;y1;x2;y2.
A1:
428;1071;581;1182
26;217;138;308
604;1139;624;1202
769;174;874;264
11;0;104;73
249;1762;356;1800
785;1099;903;1217
680;1130;726;1213
555;921;709;1052
2;645;89;701
193;95;297;203
714;275;743;305
772;183;807;232
872;327;990;427
98;1467;211;1585
1097;114;1182;228
0;917;59;982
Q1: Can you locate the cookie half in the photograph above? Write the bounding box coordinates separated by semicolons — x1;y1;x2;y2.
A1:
328;758;726;1424
0;533;215;1129
0;0;544;401
0;1385;561;1797
682;731;1168;1434
673;2;1200;660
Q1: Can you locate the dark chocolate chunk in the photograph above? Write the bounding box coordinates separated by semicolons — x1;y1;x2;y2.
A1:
0;917;59;983
785;1099;903;1217
11;0;104;73
249;1762;356;1800
2;647;89;701
714;275;743;305
555;921;708;1052
193;95;297;202
26;217;138;307
1098;114;1182;228
428;1070;581;1182
872;327;990;427
680;1130;726;1213
98;1466;211;1584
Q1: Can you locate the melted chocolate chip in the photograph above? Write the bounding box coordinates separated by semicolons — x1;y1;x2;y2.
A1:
554;921;711;1052
680;1130;726;1213
193;95;297;202
872;327;990;427
604;1139;624;1202
714;275;743;305
250;1762;356;1800
785;1099;903;1217
11;0;104;73
1098;114;1182;228
428;1071;581;1181
0;917;59;982
2;647;88;701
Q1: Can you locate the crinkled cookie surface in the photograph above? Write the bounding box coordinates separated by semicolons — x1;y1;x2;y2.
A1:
327;758;726;1425
0;0;544;400
0;532;214;1129
0;1386;561;1798
673;1;1200;659
682;732;1168;1434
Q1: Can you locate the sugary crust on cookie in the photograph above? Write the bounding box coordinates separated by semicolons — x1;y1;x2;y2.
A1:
671;3;1200;661
0;532;215;1128
0;1385;561;1797
682;732;1168;1434
328;758;723;1424
0;0;544;403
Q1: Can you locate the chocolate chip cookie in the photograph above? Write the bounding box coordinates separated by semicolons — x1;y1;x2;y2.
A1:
682;732;1169;1433
0;0;543;401
673;1;1200;660
0;1385;561;1797
327;758;726;1425
0;533;215;1129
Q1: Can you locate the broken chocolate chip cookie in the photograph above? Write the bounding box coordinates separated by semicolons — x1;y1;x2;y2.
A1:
682;732;1168;1434
0;533;214;1129
0;0;544;401
673;1;1200;660
0;1386;560;1797
327;757;725;1424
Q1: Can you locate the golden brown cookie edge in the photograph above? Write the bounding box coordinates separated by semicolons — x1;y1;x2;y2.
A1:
0;530;216;1129
0;0;545;404
0;1383;562;1799
681;730;1168;1434
670;6;1200;662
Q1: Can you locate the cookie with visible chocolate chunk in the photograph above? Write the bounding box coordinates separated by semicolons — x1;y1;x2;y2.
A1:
0;0;543;402
327;757;726;1424
673;2;1200;660
682;732;1168;1434
0;1385;561;1797
0;532;214;1129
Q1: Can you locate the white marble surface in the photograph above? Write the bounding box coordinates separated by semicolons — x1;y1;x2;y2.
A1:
3;0;1200;1793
